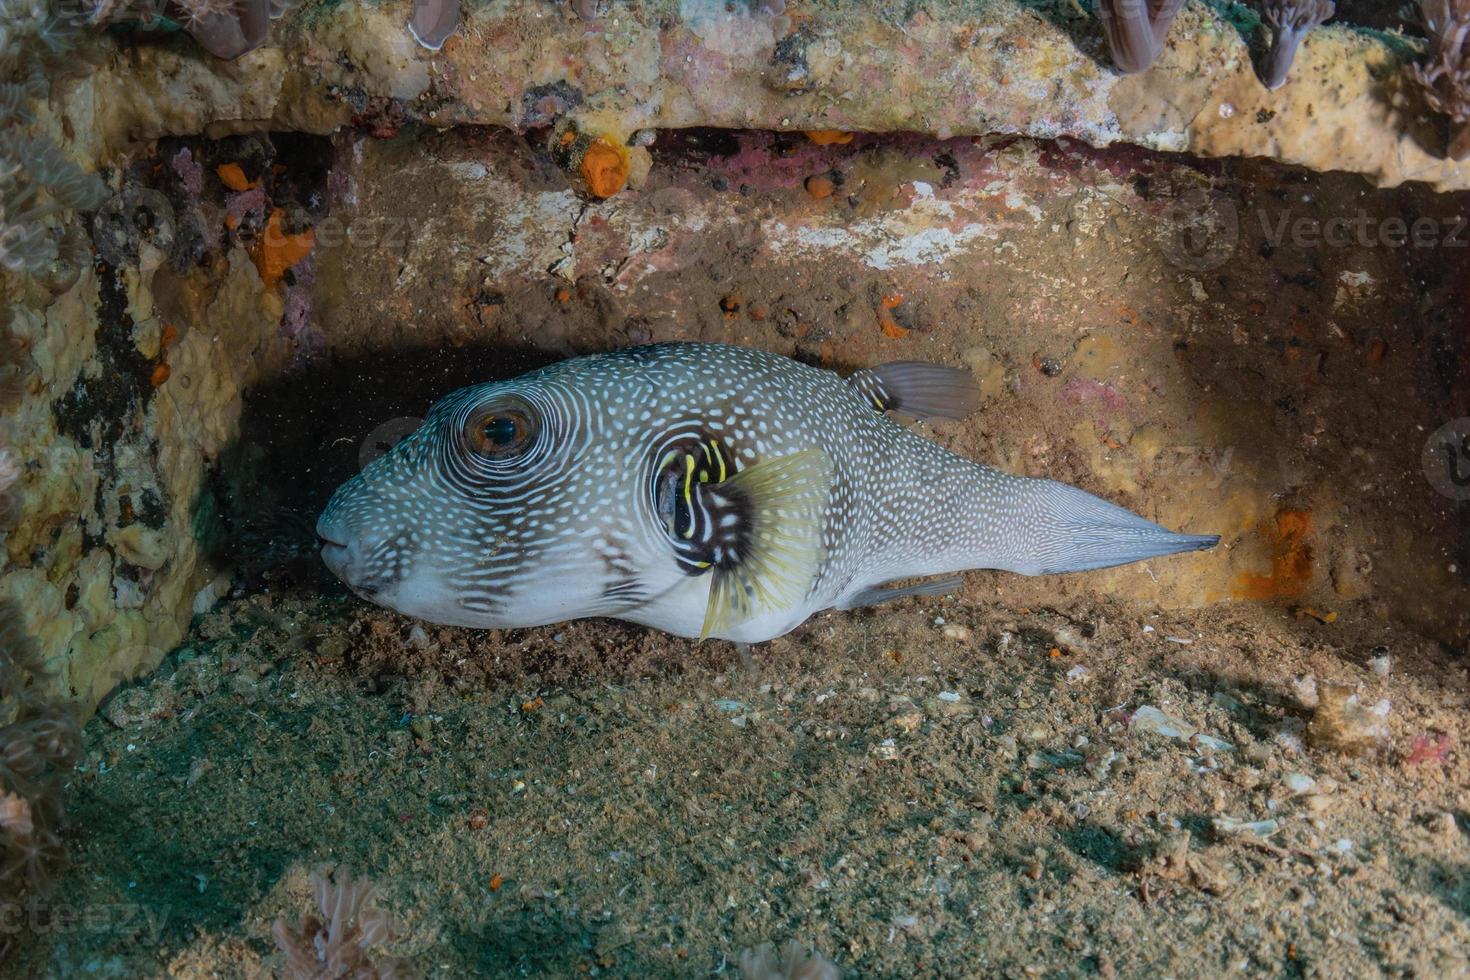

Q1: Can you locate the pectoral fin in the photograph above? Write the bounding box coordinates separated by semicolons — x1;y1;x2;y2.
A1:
840;575;963;610
687;449;833;641
847;362;980;421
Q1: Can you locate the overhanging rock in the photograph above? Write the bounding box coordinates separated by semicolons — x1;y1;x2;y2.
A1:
77;0;1467;192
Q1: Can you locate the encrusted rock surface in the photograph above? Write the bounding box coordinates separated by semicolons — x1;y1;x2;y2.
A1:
2;240;287;709
65;0;1470;193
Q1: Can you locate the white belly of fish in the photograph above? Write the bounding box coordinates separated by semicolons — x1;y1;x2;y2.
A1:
617;576;823;644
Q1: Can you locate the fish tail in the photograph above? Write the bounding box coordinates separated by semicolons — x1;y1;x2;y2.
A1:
1003;478;1219;576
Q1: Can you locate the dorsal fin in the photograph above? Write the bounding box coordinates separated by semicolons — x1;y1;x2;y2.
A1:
847;362;981;421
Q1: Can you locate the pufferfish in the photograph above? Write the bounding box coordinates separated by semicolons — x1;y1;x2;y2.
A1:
317;343;1218;643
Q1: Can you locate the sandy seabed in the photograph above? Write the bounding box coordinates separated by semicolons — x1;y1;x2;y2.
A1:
7;586;1469;978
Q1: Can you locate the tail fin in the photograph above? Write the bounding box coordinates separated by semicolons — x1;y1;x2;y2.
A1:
1012;479;1219;575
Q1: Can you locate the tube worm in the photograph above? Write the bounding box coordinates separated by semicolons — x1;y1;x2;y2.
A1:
182;0;271;59
1098;0;1188;74
1410;0;1470;161
1259;0;1336;90
409;0;461;51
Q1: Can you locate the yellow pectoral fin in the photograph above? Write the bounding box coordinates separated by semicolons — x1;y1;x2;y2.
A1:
697;448;833;641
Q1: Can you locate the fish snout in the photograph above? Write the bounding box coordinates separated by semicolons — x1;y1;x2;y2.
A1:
316;511;372;593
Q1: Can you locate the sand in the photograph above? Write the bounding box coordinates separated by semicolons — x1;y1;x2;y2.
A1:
5;586;1468;977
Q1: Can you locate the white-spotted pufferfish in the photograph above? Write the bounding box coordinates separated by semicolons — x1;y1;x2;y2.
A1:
317;343;1218;643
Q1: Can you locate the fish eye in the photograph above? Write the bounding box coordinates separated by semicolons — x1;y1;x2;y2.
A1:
465;408;533;458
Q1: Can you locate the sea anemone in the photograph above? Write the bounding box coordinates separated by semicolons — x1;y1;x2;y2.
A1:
273;867;418;979
0;0;86;78
1410;0;1470;161
1097;0;1187;74
0;600;82;896
0;16;108;280
1307;681;1391;753
0;447;19;525
3;134;108;213
1258;0;1335;90
172;0;239;32
0;137;108;278
0;65;46;125
0;367;21;411
738;940;841;980
0;312;29;410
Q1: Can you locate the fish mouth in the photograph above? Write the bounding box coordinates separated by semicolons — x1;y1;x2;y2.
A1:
317;526;348;548
318;539;349;579
316;524;352;573
315;527;388;601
